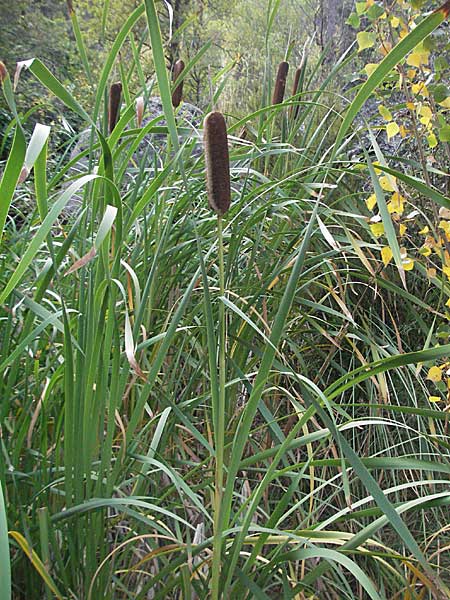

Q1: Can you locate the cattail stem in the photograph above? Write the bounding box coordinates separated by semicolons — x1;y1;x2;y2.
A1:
204;111;230;599
211;214;227;600
108;82;122;134
171;59;185;108
272;61;289;105
204;111;231;216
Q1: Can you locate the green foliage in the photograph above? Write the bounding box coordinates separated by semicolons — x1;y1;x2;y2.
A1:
1;1;450;599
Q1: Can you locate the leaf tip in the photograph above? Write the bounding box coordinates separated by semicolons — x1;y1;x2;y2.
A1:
0;61;7;84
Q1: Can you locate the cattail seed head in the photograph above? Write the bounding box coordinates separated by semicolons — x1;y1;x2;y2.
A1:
136;96;144;128
108;82;122;134
272;61;289;105
0;61;8;84
171;59;185;108
204;111;231;216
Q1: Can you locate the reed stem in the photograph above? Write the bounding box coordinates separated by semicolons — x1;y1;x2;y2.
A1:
211;215;226;600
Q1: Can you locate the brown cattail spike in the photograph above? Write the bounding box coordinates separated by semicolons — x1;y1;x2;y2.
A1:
172;59;185;108
0;61;8;84
290;65;303;118
108;82;122;134
272;61;289;105
204;111;231;216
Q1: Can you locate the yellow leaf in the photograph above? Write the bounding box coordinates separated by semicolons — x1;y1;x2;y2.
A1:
439;220;450;235
407;52;422;67
379;105;392;121
370;222;385;237
399;125;407;138
379;41;392;56
379;175;395;192
403;258;414;271
386;122;400;140
419;226;429;234
391;16;400;27
419;105;433;126
407;49;429;68
381;246;393;266
446;298;450;308
427;133;438;148
439;97;450;109
357;31;376;52
407;69;416;80
419;245;431;257
428;395;442;403
388;192;405;215
427;366;443;382
406;101;416;111
366;193;377;211
364;63;379;77
412;82;429;97
427;267;437;278
399;223;407;236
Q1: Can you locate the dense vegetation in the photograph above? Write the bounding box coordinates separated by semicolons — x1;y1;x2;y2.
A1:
1;0;450;598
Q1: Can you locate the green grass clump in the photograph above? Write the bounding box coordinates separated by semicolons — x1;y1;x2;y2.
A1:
1;1;450;599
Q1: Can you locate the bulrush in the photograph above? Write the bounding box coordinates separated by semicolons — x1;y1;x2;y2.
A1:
204;111;231;216
272;61;289;105
171;59;185;108
0;61;7;84
108;82;122;134
136;96;144;128
290;62;304;118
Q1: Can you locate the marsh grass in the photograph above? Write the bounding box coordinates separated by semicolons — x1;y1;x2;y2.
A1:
1;1;450;599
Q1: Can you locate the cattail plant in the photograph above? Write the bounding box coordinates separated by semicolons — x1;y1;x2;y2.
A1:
108;82;122;134
272;61;289;105
290;60;304;119
171;59;185;108
203;110;231;599
204;111;231;215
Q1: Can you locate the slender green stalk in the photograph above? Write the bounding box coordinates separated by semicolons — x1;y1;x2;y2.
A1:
211;216;226;599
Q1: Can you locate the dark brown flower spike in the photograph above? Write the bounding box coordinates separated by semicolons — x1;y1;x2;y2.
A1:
272;61;289;105
204;111;231;216
172;59;185;108
290;64;303;118
108;82;122;134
